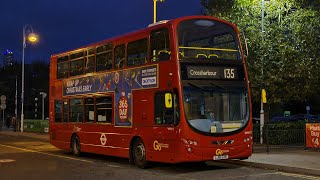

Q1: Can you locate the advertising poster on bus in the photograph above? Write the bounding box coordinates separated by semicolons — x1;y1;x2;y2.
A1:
63;65;158;127
306;123;320;148
113;65;158;127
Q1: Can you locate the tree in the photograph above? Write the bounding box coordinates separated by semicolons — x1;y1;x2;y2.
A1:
25;60;49;118
201;0;320;114
0;62;20;116
0;60;49;119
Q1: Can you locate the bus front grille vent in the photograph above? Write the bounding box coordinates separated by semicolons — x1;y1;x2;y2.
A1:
212;140;234;145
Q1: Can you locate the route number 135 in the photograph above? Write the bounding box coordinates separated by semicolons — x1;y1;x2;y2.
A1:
224;69;235;79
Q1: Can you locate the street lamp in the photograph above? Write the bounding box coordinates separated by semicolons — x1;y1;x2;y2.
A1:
260;0;269;144
21;24;39;132
39;92;47;120
153;0;166;23
35;97;38;118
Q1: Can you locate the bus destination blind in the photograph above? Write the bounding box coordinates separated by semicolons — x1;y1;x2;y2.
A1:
186;66;238;80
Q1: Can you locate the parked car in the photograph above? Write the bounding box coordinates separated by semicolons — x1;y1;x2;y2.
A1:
290;114;320;122
271;114;319;123
270;116;291;122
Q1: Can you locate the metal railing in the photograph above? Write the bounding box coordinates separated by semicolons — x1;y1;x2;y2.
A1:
253;124;305;152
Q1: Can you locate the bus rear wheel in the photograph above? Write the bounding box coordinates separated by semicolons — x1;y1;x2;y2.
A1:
71;135;81;156
133;139;148;168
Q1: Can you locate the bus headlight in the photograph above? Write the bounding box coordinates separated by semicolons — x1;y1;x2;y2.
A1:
187;147;192;152
181;139;198;146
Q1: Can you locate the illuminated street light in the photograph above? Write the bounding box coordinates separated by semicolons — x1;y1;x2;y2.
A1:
21;24;39;132
27;33;38;42
153;0;166;23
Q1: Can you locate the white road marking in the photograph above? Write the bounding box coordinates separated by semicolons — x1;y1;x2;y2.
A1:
107;164;121;168
0;159;15;163
0;143;94;163
0;143;124;169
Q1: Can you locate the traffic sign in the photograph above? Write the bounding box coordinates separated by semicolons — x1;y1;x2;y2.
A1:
0;104;6;110
0;95;6;101
306;106;310;111
0;95;6;109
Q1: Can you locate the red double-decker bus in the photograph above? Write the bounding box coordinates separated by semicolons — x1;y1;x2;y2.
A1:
49;15;252;168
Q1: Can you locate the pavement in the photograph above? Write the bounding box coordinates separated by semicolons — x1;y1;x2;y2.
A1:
0;128;49;141
0;129;319;177
224;149;320;177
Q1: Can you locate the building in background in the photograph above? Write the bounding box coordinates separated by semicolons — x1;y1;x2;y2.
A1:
3;50;14;67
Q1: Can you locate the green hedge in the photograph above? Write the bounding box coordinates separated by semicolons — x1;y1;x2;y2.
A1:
23;119;49;133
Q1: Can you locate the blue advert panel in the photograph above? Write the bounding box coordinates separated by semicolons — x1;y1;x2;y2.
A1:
63;65;158;127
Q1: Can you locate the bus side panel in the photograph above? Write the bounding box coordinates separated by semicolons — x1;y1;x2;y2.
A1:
132;89;180;163
50;124;72;151
77;124;132;158
132;89;154;127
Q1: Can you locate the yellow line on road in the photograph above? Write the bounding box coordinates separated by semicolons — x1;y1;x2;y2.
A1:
221;172;282;179
277;172;320;180
0;144;94;164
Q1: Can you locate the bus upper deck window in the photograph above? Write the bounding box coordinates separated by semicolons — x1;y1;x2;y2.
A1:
127;38;148;66
96;43;112;72
114;44;125;69
57;55;69;79
85;47;96;73
178;19;241;61
70;51;84;76
150;28;170;62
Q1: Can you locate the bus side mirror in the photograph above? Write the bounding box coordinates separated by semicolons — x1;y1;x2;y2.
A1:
165;93;172;108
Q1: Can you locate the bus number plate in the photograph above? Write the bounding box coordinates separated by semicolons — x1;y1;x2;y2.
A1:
213;155;229;160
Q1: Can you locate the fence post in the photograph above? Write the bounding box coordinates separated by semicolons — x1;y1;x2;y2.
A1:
265;125;269;153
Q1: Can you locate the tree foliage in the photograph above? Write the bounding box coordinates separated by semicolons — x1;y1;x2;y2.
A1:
0;61;49;118
201;0;320;107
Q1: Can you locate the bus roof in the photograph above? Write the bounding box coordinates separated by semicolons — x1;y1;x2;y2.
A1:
51;15;238;58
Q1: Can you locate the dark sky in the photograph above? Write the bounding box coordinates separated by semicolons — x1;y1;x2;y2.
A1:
0;0;203;64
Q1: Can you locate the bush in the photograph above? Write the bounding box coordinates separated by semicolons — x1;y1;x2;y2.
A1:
24;119;49;133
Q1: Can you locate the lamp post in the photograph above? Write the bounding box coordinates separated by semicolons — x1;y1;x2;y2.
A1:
260;0;269;144
35;97;38;118
21;24;38;132
15;76;18;131
39;92;47;120
153;0;166;23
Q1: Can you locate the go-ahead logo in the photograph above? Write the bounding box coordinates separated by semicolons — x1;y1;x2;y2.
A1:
216;149;229;156
153;140;169;151
216;149;224;156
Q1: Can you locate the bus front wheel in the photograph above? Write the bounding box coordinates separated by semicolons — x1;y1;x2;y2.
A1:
71;135;81;156
133;138;148;168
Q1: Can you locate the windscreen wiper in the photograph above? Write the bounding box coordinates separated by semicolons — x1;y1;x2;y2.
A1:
188;83;205;91
210;82;226;90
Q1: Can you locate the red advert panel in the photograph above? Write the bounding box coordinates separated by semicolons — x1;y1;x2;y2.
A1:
306;123;320;148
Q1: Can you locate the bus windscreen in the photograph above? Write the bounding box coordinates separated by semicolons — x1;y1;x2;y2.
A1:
183;82;249;134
